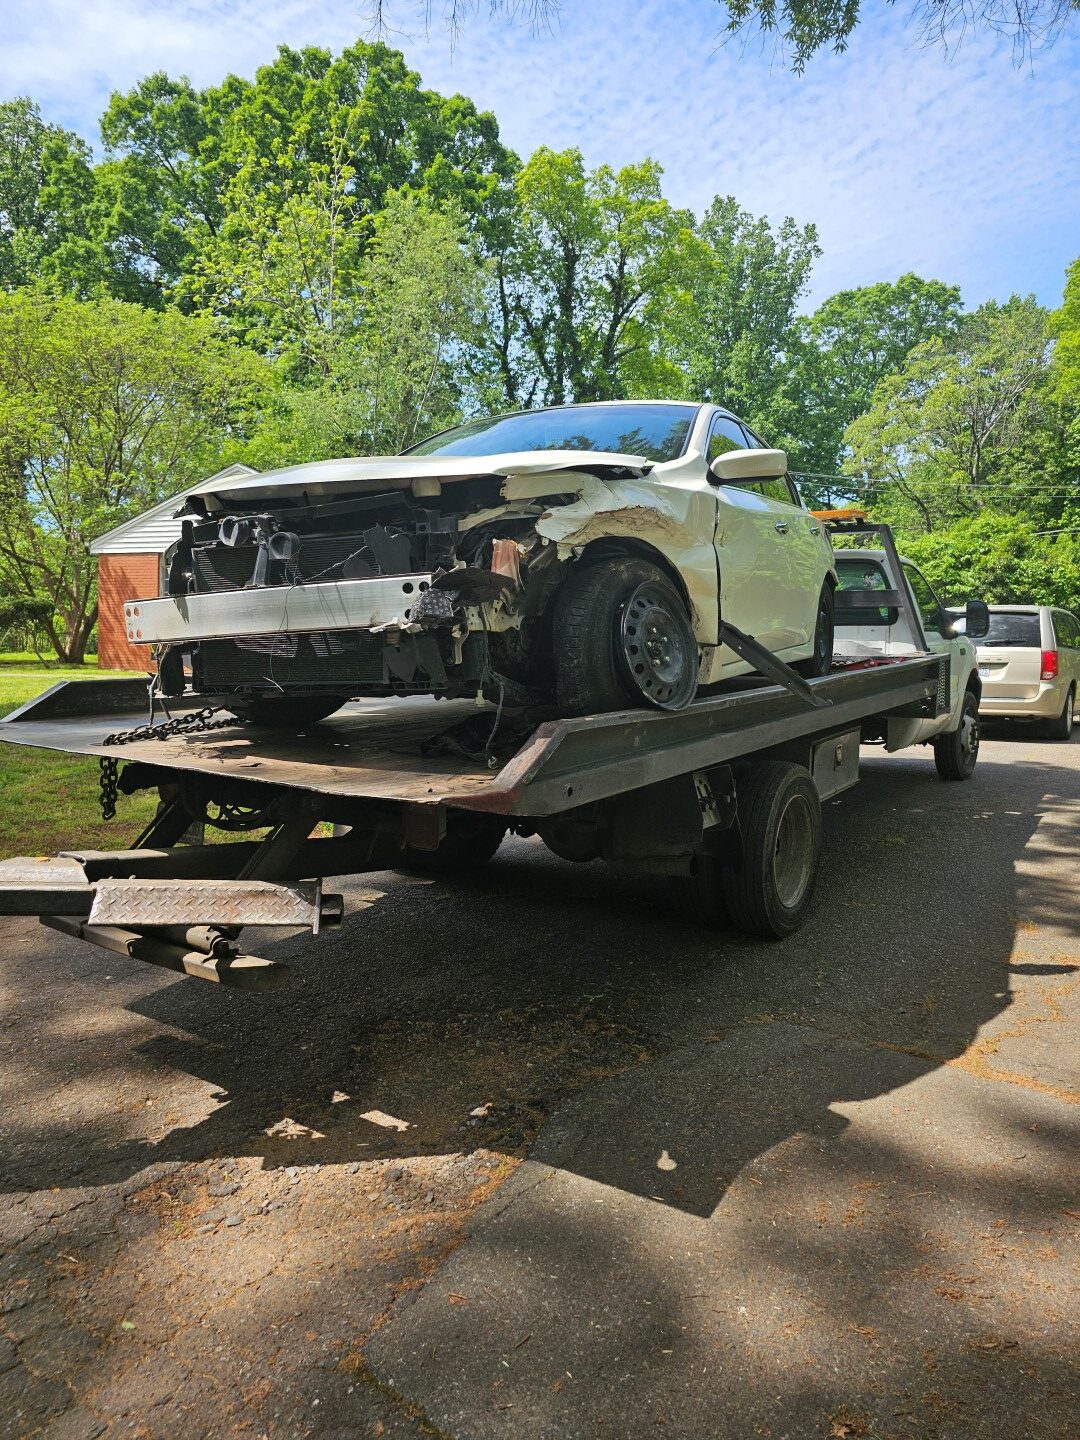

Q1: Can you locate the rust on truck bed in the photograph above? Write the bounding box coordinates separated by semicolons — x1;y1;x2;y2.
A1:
0;658;947;820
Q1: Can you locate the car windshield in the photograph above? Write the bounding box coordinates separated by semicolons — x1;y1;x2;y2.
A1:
980;613;1042;647
407;404;699;464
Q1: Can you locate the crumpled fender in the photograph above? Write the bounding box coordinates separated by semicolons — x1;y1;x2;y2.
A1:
534;475;719;642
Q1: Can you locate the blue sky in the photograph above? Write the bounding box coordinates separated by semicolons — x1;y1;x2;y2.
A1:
2;0;1078;310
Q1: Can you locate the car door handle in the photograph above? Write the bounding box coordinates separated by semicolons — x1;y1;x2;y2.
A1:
809;524;821;536
774;521;789;535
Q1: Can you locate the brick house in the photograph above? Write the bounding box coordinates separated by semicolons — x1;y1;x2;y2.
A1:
90;464;257;670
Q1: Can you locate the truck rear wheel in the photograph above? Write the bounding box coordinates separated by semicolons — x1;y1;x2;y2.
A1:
674;761;822;938
933;690;980;779
725;761;822;938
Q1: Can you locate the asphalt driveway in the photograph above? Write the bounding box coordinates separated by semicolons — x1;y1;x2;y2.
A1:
1;731;1077;1439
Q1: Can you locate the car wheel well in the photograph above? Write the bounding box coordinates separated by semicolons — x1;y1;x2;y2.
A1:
573;538;693;619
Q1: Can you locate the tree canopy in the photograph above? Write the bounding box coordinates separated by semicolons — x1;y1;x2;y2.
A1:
0;34;1076;651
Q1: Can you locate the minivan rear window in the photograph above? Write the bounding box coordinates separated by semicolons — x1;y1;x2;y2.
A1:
981;613;1042;647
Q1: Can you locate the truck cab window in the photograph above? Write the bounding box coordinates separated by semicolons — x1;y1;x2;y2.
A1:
903;564;945;638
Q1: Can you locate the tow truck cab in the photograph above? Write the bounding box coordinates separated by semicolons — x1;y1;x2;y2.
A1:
831;541;988;752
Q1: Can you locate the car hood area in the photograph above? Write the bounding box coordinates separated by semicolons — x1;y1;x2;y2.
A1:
183;450;654;511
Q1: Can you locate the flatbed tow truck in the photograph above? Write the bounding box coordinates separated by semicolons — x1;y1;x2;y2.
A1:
0;522;986;991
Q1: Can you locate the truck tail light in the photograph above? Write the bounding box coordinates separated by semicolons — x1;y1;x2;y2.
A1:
1041;650;1059;681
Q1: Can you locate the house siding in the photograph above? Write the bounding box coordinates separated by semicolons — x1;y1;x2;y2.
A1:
97;554;158;672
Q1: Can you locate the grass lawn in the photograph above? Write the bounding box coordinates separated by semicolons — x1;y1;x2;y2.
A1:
0;660;157;858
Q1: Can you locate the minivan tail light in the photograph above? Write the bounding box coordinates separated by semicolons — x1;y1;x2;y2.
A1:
1041;649;1059;681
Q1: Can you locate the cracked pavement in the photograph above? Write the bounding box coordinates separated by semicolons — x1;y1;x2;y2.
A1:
0;730;1077;1438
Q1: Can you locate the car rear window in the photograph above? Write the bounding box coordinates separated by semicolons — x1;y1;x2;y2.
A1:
981;613;1042;647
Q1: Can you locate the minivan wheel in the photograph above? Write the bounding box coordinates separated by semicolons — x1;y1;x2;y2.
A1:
1045;685;1075;741
933;690;980;780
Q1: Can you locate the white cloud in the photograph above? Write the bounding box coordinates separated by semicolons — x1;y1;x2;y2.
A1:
1;0;1077;308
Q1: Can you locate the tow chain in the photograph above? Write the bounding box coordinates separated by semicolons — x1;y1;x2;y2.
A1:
99;706;242;820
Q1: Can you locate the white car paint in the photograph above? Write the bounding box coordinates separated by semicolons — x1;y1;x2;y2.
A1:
177;402;838;685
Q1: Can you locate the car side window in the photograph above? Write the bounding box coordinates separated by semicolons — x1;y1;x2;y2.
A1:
706;415;749;464
903;563;946;638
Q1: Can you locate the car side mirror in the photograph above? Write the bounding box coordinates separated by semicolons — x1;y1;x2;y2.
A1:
964;599;990;639
709;448;788;485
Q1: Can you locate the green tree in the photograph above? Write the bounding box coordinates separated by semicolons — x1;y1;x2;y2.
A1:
0;99;103;294
901;512;1080;610
497;147;695;406
0;291;268;660
245;192;484;464
845;296;1055;532
717;0;1078;71
1052;255;1080;471
100;41;517;307
776;274;962;481
658;195;819;435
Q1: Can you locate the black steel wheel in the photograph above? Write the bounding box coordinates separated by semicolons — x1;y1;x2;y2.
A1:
228;695;349;729
933;689;980;780
617;581;699;710
793;581;835;678
553;557;699;716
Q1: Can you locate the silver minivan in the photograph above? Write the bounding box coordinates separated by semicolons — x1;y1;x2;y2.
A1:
976;605;1080;740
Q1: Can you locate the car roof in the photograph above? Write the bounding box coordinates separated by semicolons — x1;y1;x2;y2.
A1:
986;604;1043;612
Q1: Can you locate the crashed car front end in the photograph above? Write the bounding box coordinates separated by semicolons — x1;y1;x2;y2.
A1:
130;451;717;711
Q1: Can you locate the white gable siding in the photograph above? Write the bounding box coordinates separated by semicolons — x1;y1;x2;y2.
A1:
90;465;258;556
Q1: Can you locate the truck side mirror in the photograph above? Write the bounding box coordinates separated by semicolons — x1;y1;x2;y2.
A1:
709;448;788;485
964;599;990;639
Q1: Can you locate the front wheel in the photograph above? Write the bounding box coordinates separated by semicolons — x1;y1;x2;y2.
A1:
933;689;980;780
553;557;699;715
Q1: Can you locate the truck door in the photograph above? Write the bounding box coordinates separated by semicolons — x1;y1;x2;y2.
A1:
901;561;969;739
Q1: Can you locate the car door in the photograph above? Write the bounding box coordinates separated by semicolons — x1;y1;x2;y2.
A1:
708;416;818;656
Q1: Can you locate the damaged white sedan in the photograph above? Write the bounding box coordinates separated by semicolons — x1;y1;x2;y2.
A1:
131;401;837;724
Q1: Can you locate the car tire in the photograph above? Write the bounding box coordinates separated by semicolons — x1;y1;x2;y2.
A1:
553;557;698;715
229;695;349;729
1044;686;1075;741
792;581;835;678
397;814;508;873
933;689;981;780
721;761;822;939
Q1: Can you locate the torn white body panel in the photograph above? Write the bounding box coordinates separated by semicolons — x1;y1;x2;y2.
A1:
533;473;721;644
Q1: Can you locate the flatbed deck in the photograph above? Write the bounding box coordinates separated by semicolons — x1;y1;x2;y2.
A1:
0;655;945;818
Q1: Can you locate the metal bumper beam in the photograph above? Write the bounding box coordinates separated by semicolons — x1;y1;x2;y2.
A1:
125;572;435;645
